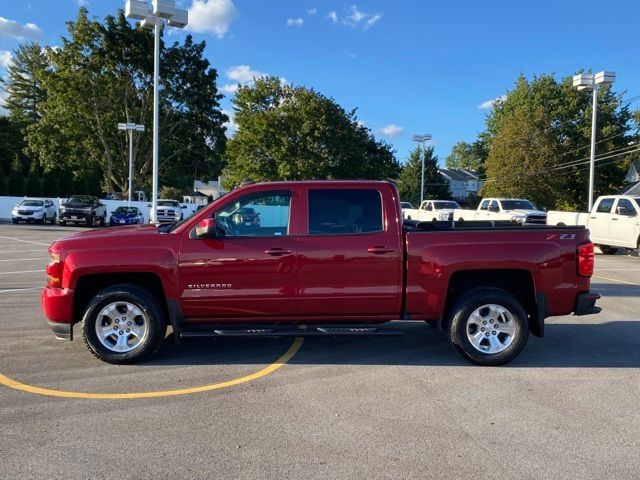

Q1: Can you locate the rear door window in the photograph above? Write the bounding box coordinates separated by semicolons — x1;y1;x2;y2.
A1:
308;189;383;235
596;198;615;213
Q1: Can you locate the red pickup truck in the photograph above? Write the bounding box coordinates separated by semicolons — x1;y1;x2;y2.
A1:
42;181;600;366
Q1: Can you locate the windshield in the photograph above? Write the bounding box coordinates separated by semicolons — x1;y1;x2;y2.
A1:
160;207;202;233
158;200;180;207
114;207;138;214
20;200;44;207
501;200;536;210
67;196;92;205
433;201;460;209
634;198;640;208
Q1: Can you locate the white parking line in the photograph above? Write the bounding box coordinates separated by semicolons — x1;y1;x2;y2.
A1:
0;258;48;262
592;274;640;287
0;249;47;253
596;269;640;271
0;270;42;275
0;287;41;294
0;235;52;246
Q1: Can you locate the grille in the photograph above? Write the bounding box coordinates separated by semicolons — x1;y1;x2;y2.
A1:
525;215;547;224
17;210;33;215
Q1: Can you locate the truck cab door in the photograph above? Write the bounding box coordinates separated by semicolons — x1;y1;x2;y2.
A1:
296;186;403;318
589;197;615;243
178;190;298;319
610;198;639;248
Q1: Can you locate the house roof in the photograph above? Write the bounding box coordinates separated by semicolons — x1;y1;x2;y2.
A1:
185;190;209;197
439;169;480;181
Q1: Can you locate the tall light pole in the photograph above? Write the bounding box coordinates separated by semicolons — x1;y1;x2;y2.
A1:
125;0;188;223
117;122;145;203
412;134;432;205
573;71;615;211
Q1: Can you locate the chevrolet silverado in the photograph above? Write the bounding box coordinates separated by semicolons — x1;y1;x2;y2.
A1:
42;181;600;365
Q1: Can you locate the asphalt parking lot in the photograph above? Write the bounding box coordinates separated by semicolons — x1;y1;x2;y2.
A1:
0;224;638;480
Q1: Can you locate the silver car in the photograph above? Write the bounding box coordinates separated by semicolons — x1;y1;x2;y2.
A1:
11;198;57;224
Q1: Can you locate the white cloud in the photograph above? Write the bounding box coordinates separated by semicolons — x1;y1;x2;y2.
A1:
226;64;266;84
187;0;238;39
286;17;304;27
220;83;239;95
478;94;507;109
222;109;238;134
76;0;89;6
0;88;8;115
380;124;404;138
0;17;42;40
0;50;12;68
306;8;317;16
328;6;382;29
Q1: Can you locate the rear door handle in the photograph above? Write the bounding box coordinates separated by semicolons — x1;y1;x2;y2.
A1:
367;246;396;254
611;218;618;221
264;248;292;256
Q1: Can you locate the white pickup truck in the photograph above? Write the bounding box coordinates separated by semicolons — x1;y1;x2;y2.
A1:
547;195;640;255
402;200;462;221
454;198;547;225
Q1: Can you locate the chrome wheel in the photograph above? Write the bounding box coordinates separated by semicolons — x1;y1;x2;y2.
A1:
466;304;516;354
95;301;148;353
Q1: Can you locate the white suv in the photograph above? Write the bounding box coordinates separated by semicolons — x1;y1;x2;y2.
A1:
12;198;57;224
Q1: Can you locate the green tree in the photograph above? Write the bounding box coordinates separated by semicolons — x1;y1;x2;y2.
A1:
27;8;226;196
1;42;49;126
481;73;633;209
445;139;487;174
481;107;561;209
223;77;399;188
25;175;43;197
159;186;183;200
396;146;451;206
8;174;25;196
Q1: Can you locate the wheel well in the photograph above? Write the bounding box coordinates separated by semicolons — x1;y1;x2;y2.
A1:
73;272;167;324
444;269;540;335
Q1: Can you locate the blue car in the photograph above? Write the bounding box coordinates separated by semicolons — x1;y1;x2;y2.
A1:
109;206;145;226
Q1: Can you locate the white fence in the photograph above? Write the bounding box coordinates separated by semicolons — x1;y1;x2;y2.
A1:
0;196;199;221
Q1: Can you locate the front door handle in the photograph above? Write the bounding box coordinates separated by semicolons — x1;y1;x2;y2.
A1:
264;248;292;256
367;246;396;254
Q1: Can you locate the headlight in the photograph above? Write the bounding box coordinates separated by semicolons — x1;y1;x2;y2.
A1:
511;215;526;223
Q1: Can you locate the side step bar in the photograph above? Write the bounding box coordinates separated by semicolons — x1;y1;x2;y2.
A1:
180;325;405;338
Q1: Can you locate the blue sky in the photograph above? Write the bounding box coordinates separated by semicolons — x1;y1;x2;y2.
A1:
1;0;639;165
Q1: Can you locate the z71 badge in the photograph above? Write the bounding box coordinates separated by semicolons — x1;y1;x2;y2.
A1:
546;233;577;240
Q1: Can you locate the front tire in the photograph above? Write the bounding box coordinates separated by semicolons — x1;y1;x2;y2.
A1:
88;214;96;228
81;284;166;364
447;288;529;366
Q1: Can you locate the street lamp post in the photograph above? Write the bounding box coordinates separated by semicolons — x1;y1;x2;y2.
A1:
573;71;616;211
117;122;145;203
125;0;188;223
412;134;432;205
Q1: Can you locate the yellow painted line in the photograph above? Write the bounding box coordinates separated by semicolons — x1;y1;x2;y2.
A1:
0;337;303;399
592;274;640;287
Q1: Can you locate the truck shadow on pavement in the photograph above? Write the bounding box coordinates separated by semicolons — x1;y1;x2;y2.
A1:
590;283;640;297
146;320;640;369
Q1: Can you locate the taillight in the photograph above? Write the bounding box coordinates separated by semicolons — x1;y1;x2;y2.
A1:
46;252;63;288
577;242;594;277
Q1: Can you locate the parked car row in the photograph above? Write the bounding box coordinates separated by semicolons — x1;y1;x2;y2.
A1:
10;196;190;227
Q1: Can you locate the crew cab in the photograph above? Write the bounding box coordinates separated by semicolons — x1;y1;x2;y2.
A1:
58;195;107;227
42;181;600;366
454;198;547;225
403;200;461;222
547;195;640;255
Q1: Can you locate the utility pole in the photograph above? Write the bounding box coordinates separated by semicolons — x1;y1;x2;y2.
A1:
412;134;432;205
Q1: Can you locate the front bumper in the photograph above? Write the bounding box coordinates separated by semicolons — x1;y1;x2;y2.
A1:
60;213;92;222
42;287;74;340
574;291;602;316
13;212;44;220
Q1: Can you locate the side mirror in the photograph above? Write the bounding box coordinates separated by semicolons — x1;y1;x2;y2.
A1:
195;218;217;238
616;206;635;216
181;205;187;209
488;205;499;212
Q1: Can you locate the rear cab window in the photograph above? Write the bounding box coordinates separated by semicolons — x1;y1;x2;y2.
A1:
308;189;383;235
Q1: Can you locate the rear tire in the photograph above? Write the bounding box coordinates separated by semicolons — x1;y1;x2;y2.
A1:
599;245;618;255
446;288;529;366
81;284;166;364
